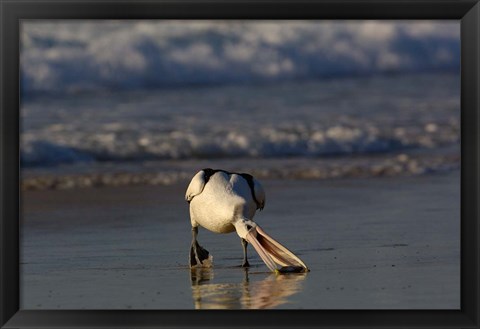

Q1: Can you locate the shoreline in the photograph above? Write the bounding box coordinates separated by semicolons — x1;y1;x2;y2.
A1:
21;152;459;191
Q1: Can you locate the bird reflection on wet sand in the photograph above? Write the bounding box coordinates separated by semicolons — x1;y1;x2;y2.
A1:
190;267;306;309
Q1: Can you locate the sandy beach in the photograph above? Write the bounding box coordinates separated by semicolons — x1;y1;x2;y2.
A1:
20;171;460;309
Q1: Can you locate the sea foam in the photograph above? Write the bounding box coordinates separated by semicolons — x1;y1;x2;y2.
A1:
21;121;459;167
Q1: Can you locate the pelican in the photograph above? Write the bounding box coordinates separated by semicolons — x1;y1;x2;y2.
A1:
185;168;309;273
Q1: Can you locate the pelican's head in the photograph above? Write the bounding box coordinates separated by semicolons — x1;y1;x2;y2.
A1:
233;218;257;240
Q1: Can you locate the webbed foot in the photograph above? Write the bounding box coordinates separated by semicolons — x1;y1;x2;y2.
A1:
190;241;211;268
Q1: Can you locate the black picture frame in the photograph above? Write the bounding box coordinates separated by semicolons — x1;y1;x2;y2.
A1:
1;0;479;328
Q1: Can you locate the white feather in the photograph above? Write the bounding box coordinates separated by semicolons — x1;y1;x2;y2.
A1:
185;170;207;202
187;170;262;234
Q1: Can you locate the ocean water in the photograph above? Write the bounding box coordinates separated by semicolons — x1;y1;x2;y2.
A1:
21;73;460;188
20;21;460;188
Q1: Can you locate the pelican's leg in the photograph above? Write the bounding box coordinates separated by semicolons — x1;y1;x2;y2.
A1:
241;238;250;267
190;226;210;267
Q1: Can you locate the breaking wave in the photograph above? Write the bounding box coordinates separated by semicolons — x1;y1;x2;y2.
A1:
21;21;459;95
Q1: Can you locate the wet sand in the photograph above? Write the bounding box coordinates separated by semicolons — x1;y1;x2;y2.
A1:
20;171;460;309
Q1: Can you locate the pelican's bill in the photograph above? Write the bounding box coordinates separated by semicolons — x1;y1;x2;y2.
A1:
245;225;309;273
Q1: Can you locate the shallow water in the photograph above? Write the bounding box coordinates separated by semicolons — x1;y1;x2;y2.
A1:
22;73;459;167
21;171;460;309
20;72;460;193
